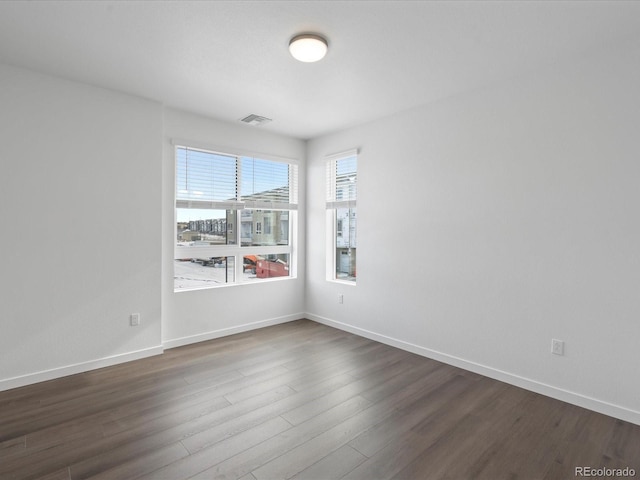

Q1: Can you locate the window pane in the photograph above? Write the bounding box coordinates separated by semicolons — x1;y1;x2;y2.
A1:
336;207;356;281
177;209;235;246
240;210;289;246
242;253;290;281
336;156;357;202
174;256;235;291
176;148;237;203
241;157;291;204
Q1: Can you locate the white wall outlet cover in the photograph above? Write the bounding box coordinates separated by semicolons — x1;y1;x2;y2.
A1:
551;339;564;356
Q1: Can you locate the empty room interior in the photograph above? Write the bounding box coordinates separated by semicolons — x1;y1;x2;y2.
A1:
1;1;639;479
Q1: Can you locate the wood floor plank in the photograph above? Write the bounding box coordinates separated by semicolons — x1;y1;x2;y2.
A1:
180;368;362;457
280;359;408;426
178;388;301;454
606;419;640;465
349;367;462;457
32;468;71;480
136;416;293;480
391;412;496;480
0;385;290;479
463;399;584;480
343;430;433;480
0;436;25;459
99;382;234;437
290;444;367;480
237;474;257;480
80;442;190;480
189;395;375;480
0;375;180;442
250;390;409;480
283;335;387;376
64;386;297;480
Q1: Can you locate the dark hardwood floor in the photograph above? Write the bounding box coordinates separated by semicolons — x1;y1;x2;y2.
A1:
1;319;638;479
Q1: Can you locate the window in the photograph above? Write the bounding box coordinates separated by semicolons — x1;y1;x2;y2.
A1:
326;151;357;282
174;146;298;291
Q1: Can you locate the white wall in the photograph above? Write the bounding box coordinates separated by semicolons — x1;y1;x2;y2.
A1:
306;40;640;424
161;108;306;348
0;64;163;389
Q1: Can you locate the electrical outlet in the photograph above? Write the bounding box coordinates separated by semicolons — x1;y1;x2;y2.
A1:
338;294;344;304
551;339;564;356
130;313;141;326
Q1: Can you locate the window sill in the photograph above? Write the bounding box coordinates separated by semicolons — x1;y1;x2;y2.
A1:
174;274;297;293
327;278;357;286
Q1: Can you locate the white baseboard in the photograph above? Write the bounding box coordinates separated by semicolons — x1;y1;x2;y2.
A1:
1;314;302;392
0;345;164;393
162;313;303;350
306;313;640;426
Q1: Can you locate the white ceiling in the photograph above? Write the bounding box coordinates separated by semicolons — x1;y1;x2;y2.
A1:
1;1;639;140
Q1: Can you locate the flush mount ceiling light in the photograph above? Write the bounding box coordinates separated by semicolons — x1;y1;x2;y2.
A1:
289;34;328;62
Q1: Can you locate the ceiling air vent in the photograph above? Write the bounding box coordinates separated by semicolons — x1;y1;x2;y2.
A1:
240;114;272;126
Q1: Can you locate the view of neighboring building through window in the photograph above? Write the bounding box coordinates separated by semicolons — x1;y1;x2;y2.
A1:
175;146;297;291
326;152;357;282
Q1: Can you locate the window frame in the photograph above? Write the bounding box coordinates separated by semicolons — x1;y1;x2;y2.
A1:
173;142;298;292
326;150;358;284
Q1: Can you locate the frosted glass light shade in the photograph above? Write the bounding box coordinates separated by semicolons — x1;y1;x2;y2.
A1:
289;34;328;62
